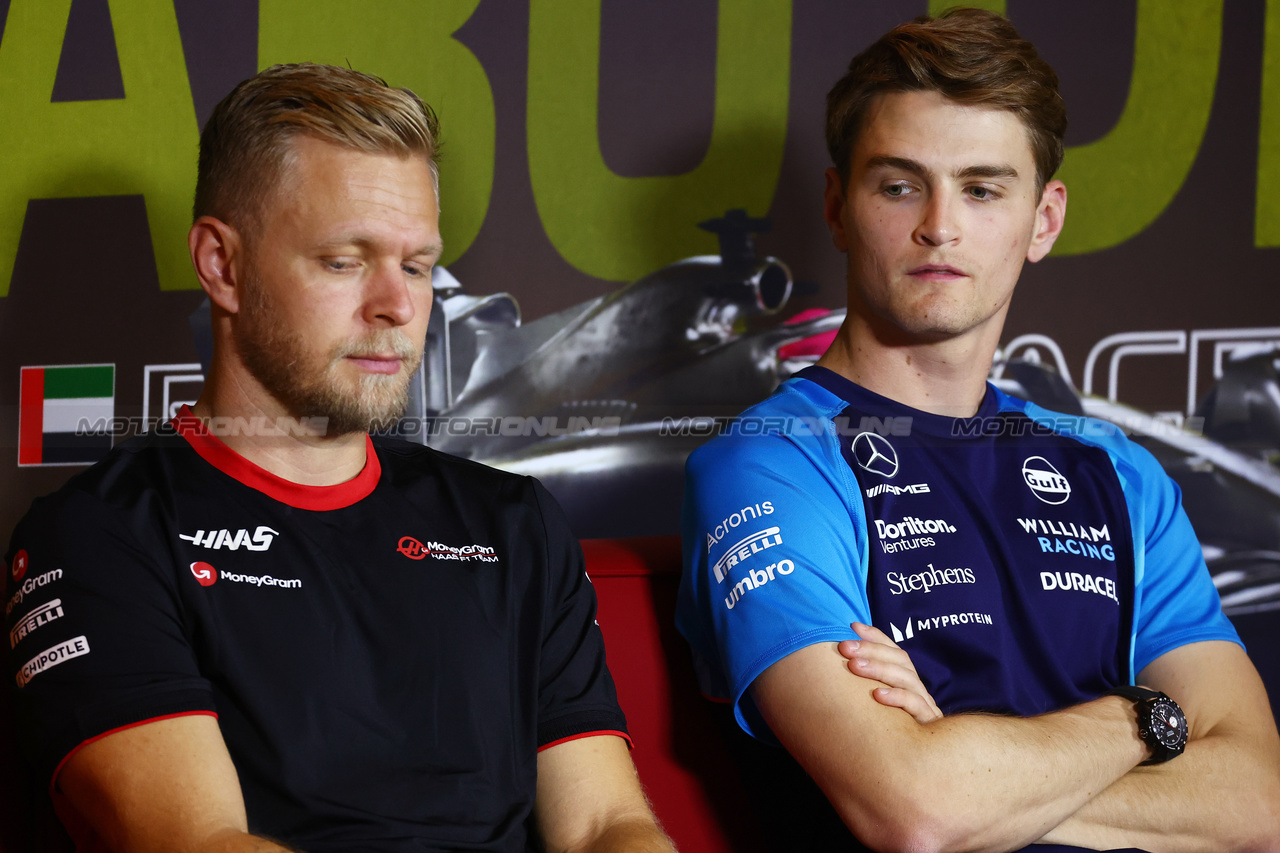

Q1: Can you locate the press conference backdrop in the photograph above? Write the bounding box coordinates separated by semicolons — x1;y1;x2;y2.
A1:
1;0;1278;720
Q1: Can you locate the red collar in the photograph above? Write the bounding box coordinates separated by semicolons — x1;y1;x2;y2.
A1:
171;406;381;510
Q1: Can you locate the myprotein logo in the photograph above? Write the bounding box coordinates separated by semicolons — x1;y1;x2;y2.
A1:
10;599;64;648
11;549;28;582
1022;457;1071;505
179;526;278;552
712;527;784;583
851;433;899;478
889;610;995;642
17;635;90;688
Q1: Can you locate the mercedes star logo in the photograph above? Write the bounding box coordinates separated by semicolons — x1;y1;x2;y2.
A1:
851;432;899;478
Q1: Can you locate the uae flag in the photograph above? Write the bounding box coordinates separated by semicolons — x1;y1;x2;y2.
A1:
19;364;115;466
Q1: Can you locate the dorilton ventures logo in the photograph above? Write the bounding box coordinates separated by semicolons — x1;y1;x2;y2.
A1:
851;432;899;478
18;364;115;466
1022;456;1071;505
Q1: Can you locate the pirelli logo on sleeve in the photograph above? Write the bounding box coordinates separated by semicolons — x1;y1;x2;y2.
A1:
17;635;90;687
9;598;64;648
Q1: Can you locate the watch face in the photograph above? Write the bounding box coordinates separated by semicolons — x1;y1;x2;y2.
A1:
1149;697;1188;750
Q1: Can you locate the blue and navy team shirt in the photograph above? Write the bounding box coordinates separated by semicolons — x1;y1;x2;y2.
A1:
676;366;1240;739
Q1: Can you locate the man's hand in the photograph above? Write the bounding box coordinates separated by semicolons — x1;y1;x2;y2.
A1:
837;622;942;724
534;735;677;853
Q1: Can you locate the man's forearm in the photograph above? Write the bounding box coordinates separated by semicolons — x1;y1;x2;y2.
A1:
1041;729;1280;852
755;643;1150;853
1040;642;1280;852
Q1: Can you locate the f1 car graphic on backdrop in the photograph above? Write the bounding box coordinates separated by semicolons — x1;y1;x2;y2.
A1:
397;211;1280;616
183;211;1280;613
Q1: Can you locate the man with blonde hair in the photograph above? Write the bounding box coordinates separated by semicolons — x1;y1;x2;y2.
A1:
7;63;674;853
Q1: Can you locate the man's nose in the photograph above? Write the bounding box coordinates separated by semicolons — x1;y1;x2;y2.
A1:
913;192;961;247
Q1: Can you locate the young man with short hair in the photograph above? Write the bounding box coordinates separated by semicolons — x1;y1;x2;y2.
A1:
678;10;1280;851
7;63;674;853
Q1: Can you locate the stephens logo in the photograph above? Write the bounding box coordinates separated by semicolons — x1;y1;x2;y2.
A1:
11;550;28;582
851;433;899;478
396;537;498;563
1022;457;1071;505
190;562;217;587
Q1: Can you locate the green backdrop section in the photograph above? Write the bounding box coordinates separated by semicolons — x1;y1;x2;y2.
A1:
1256;0;1280;246
1053;0;1222;255
527;0;791;282
0;0;199;296
258;0;495;268
930;0;1006;15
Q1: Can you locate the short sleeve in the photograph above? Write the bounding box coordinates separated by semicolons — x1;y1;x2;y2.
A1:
1111;441;1241;675
5;488;215;787
528;480;630;748
675;423;870;740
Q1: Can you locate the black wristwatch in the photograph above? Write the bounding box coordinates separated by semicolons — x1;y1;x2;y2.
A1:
1108;686;1188;765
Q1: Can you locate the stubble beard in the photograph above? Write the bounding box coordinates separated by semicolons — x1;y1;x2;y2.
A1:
234;270;421;436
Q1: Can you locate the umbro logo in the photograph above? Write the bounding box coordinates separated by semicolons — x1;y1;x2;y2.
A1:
851;432;899;478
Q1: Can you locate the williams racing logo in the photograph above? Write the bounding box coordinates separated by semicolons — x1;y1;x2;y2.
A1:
397;537;498;563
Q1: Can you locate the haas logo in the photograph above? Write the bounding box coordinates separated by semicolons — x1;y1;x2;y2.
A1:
189;562;217;587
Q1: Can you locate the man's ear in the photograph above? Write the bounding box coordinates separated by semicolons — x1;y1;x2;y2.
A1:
823;167;851;253
1027;179;1067;263
188;216;246;314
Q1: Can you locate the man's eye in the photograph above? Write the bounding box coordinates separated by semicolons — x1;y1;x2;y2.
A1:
968;186;995;200
884;184;911;198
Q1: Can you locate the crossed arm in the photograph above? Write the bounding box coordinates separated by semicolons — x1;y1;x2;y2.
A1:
752;625;1280;852
57;716;674;853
